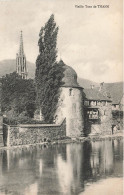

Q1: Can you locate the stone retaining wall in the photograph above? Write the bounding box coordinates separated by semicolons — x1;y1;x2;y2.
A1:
90;124;112;135
4;119;66;147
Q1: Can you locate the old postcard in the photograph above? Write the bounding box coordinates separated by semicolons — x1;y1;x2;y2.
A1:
0;0;123;195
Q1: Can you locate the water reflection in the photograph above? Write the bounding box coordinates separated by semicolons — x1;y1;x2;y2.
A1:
0;139;123;195
90;140;114;179
57;144;84;195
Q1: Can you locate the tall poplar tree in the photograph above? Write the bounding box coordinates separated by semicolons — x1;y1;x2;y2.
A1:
35;14;64;123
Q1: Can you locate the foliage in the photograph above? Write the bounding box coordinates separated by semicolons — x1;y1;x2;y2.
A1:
1;15;65;124
35;14;65;123
1;72;36;121
3;116;46;125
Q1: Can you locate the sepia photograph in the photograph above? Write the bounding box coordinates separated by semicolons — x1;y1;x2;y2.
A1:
0;0;123;194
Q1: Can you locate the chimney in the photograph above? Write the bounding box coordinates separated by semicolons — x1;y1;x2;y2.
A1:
99;82;104;91
90;84;94;89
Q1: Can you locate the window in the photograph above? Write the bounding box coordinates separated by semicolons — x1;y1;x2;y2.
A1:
90;101;94;106
94;101;96;106
84;101;89;106
88;109;99;119
23;57;25;65
90;101;96;106
97;101;100;106
101;101;106;106
69;88;73;96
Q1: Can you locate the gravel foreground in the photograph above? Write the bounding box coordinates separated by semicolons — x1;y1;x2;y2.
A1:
79;177;123;195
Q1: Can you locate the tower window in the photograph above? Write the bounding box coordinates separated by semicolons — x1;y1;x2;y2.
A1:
69;88;73;96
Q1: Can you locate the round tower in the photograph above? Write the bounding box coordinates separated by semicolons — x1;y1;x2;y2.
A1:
54;60;84;137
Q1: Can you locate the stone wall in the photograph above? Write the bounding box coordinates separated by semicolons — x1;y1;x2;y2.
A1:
54;87;84;137
4;119;66;147
97;101;112;135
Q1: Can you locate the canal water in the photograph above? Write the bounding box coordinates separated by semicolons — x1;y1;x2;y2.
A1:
0;138;123;195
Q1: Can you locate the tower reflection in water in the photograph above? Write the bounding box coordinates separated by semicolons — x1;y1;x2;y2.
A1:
90;140;114;178
0;139;123;195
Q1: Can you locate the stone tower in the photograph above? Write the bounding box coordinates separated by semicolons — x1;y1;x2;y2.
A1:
54;60;84;137
16;31;28;79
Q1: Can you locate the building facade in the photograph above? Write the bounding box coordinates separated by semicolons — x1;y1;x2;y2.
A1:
83;88;112;135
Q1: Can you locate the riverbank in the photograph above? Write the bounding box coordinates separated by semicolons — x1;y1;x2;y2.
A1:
0;131;123;150
79;177;123;195
57;131;123;143
77;131;123;142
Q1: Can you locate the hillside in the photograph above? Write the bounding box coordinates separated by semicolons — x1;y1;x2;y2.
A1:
104;82;123;104
0;59;35;78
78;78;123;103
0;59;123;103
78;78;123;95
0;59;100;88
77;78;99;89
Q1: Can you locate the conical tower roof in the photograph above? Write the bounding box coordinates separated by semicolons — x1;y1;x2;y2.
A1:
59;60;82;88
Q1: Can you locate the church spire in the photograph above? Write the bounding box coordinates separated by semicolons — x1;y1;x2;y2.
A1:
19;31;24;55
16;31;28;79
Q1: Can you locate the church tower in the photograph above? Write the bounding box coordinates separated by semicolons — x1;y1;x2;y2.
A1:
16;31;28;79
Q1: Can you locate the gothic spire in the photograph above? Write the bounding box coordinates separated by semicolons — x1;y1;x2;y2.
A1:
19;30;24;55
16;31;28;79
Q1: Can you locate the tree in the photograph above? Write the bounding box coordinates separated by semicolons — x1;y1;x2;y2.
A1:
1;72;36;121
35;14;64;123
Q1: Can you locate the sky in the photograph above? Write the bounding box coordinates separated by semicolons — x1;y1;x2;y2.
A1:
0;0;123;83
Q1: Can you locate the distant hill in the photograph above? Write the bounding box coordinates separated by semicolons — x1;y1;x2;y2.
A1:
78;78;123;103
0;59;35;78
77;78;99;89
104;82;123;104
0;59;99;88
0;59;123;103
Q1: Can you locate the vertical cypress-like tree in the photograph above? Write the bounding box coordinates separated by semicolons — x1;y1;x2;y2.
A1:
35;14;64;123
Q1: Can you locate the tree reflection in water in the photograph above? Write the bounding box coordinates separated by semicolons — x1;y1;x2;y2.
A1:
0;138;123;195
